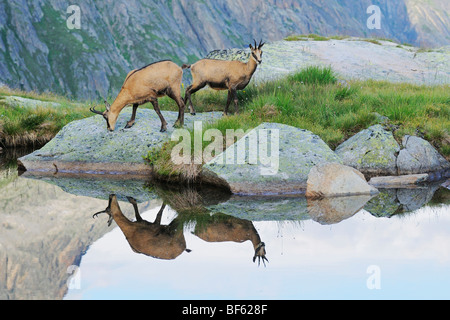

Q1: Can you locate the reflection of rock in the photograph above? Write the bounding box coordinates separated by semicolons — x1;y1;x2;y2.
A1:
207;195;309;221
0;177;119;299
364;189;401;218
364;184;441;217
21;172;157;203
306;162;378;198
307;195;374;225
396;186;440;212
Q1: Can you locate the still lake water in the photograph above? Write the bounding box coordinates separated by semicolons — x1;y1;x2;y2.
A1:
1;149;449;300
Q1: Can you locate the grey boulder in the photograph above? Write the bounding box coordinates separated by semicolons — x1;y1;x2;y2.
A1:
201;122;342;195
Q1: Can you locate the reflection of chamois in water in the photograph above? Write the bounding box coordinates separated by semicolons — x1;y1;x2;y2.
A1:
93;194;190;260
193;213;268;266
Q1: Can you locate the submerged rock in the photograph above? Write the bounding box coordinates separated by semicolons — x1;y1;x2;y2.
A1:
335;125;400;176
18;108;222;175
306;162;378;198
201;122;341;195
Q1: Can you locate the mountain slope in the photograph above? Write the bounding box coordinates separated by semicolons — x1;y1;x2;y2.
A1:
0;0;448;100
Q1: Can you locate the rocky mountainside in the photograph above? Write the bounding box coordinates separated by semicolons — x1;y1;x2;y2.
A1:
0;0;448;100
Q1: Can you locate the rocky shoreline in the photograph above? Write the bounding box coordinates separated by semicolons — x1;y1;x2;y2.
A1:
18;109;450;197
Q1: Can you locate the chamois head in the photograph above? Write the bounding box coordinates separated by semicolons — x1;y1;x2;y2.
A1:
253;242;269;267
90;100;112;131
249;39;265;65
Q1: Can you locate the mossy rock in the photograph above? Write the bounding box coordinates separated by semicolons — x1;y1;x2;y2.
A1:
201;122;342;195
335;125;400;176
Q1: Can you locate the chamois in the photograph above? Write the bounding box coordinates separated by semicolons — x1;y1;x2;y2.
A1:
183;40;264;116
193;212;268;266
93;195;189;260
90;60;185;132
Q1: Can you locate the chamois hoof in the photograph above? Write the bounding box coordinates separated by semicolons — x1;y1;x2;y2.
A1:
126;196;137;205
160;127;167;133
125;123;135;129
191;113;196;116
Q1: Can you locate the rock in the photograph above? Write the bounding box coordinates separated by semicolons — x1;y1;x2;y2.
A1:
442;179;450;190
201;123;341;195
305;162;378;198
18;108;222;175
335;125;400;176
1;95;61;109
397;135;450;175
369;174;429;188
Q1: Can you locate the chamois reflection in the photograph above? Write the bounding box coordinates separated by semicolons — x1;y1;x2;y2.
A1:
93;194;189;260
93;189;268;266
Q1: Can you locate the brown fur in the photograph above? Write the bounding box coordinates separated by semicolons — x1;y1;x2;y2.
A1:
93;195;268;265
93;195;187;260
184;41;264;115
91;60;185;132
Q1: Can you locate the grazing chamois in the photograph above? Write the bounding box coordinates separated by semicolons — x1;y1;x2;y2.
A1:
193;213;268;266
90;60;185;132
93;195;189;260
183;40;265;116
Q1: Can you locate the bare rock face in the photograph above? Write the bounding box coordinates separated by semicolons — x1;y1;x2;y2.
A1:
306;162;379;198
201;123;342;195
397;135;450;175
335;125;400;177
18;109;222;175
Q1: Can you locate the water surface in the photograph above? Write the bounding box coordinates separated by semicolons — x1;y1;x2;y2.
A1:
0;150;449;300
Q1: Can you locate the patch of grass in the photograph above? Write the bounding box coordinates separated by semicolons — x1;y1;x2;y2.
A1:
285;33;331;41
288;65;337;86
147;65;449;180
0;89;95;147
284;34;351;42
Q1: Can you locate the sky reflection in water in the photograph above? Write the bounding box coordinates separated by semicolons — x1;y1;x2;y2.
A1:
65;201;450;300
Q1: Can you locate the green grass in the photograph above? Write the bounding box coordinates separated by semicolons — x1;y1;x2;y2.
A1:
146;66;449;178
0;87;95;147
1;64;448;170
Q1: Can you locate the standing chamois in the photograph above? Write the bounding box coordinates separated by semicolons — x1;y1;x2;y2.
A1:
90;60;185;132
183;40;264;116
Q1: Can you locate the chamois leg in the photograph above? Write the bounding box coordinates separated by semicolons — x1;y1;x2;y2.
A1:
154;204;167;225
232;89;239;113
125;104;139;129
167;89;185;128
150;99;168;132
126;196;143;222
184;82;206;116
224;90;233;116
183;85;196;116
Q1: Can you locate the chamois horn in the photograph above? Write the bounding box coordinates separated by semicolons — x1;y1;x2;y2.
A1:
258;39;265;49
90;105;104;115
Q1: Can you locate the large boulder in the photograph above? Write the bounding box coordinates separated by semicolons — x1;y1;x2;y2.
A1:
335;125;400;176
18;108;222;175
201;122;342;195
305;162;378;198
397;135;450;175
